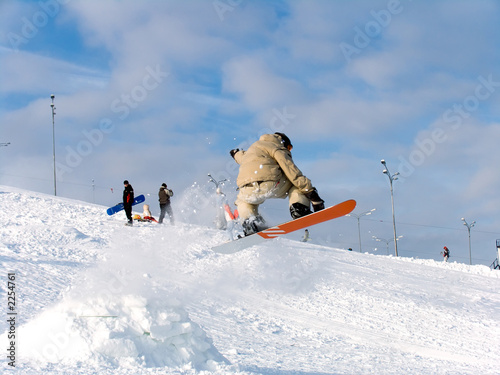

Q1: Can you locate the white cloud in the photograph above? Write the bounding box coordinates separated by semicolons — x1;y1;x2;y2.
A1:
0;48;108;95
222;55;306;110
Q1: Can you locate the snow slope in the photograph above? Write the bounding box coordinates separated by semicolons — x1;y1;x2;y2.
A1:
0;186;499;374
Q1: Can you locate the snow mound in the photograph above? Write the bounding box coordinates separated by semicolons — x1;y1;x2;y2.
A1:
21;293;227;370
1;186;499;374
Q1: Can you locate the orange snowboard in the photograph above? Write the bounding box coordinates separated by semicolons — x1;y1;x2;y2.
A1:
213;199;356;254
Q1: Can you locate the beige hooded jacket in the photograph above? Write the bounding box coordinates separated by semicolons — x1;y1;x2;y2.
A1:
233;134;314;193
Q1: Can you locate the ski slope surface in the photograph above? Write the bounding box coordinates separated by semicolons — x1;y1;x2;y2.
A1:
0;186;499;374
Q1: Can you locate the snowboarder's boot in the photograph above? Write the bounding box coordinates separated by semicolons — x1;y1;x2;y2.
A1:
242;215;267;236
290;203;312;219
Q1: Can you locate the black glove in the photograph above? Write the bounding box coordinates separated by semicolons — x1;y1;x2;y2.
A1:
230;148;240;159
305;188;325;212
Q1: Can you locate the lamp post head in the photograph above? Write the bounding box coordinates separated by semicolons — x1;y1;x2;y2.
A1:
381;159;386;165
50;94;55;99
383;169;388;174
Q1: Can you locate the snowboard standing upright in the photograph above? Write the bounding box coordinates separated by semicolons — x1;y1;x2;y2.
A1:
106;194;146;216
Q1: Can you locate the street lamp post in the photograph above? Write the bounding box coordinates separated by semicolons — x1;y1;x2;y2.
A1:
461;217;475;265
50;94;57;196
348;209;376;252
208;173;229;230
207;173;227;190
381;159;400;256
373;235;403;255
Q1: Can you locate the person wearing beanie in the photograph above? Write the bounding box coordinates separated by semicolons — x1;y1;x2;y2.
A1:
158;183;174;224
123;180;134;225
442;246;450;262
230;133;325;236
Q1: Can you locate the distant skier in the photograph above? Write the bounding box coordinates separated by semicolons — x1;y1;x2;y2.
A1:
230;132;325;236
123;180;134;226
301;229;311;242
441;246;450;262
158;183;174;224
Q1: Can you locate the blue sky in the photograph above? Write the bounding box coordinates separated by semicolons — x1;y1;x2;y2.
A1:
1;0;500;265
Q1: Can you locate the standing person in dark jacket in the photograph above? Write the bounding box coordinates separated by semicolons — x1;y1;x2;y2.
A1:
158;183;174;224
123;180;134;226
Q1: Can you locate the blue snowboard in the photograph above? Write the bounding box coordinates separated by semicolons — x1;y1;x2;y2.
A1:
106;194;146;216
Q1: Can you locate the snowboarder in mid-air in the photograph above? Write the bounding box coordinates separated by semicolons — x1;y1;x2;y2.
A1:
123;180;134;226
230;132;325;236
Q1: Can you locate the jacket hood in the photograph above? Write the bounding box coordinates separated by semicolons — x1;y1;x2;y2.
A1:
259;133;283;147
